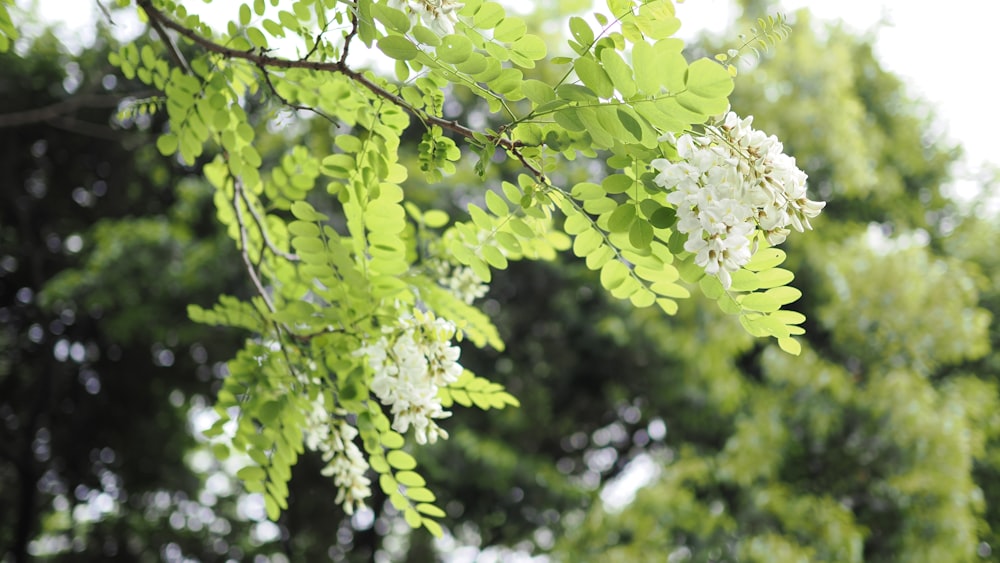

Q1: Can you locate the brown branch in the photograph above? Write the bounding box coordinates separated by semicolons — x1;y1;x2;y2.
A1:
141;1;190;73
0;93;125;128
136;0;546;180
339;10;358;65
45;115;126;141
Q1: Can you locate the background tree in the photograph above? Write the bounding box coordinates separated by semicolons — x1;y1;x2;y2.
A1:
2;1;997;562
554;9;998;563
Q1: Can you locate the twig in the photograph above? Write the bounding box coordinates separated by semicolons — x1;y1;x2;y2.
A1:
232;176;277;313
236;184;300;262
140;2;190;74
137;0;546;181
305;19;333;61
339;10;358;65
257;62;339;126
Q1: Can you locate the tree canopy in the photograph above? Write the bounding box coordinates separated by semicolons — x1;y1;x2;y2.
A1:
1;1;998;562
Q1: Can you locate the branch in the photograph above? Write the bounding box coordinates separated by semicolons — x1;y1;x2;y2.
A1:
140;1;190;73
0;93;125;128
136;0;546;180
257;62;339;126
237;186;300;262
232;175;276;313
339;10;358;65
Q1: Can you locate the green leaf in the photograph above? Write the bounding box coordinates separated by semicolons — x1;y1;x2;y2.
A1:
649;207;676;229
156;133;178;156
745;248;786;271
600;260;629;290
381;431;405;449
569;17;594;47
608;204;636;233
764;286;802;305
239;4;252;25
290;200;328;221
423;518;444;537
416;503;446;517
511;34;547;60
629;220;654;249
522;79;555;105
387;450;418;471
247;27;268;48
423;209;449;228
396;471;426;488
236;466;266;481
264;494;280;521
778;337;801;355
378;36;419;60
494;17;527;42
485;190;509;216
685;58;734;98
573;55;614;99
573;229;603;257
405;487;436;503
437;34;474;64
404;507;422;528
740;292;781;313
600;49;635;98
602;174;633;195
473;2;505;28
372;4;411;33
756;268;795;288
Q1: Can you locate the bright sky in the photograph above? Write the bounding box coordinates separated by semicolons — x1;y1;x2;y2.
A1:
675;0;999;202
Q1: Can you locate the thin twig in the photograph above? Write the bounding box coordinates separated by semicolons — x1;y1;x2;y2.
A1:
257;62;339;126
232;176;277;313
237;184;300;262
305;19;332;61
137;0;546;180
339;10;358;65
141;2;190;74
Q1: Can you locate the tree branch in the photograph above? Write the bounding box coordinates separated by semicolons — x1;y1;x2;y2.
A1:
231;175;276;313
0;93;124;128
136;0;546;180
256;62;339;126
141;2;190;73
237;186;300;263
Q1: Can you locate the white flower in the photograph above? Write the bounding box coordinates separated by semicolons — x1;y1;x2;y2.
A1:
320;420;371;515
355;311;464;444
388;0;464;36
652;112;825;287
302;400;372;515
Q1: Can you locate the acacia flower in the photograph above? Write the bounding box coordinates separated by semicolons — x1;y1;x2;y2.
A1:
652;112;825;287
388;0;464;36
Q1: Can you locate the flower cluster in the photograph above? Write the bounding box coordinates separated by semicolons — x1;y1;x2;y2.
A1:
651;112;825;288
388;0;463;36
356;311;463;444
428;259;489;304
303;401;371;515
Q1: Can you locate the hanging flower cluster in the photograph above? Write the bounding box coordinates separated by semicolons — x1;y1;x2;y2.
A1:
428;258;489;304
651;112;825;288
388;0;463;36
356;311;463;445
303;401;371;515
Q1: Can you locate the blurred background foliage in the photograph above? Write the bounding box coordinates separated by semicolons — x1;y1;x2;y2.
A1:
2;1;999;562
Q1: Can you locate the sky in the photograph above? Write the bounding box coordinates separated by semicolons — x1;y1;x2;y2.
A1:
675;0;999;203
